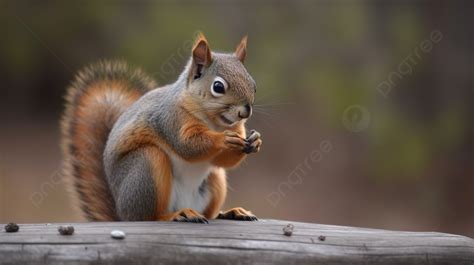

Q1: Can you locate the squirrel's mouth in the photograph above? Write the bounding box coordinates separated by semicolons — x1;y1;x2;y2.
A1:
220;115;235;126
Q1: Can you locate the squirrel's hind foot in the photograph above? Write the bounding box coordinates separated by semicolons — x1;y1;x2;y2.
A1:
217;207;258;221
162;208;209;224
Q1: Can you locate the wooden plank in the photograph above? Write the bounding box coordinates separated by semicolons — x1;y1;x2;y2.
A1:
0;219;473;264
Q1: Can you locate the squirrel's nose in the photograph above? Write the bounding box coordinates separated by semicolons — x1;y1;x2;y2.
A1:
238;104;252;119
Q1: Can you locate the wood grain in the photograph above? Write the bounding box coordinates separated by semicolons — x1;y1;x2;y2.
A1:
0;219;473;264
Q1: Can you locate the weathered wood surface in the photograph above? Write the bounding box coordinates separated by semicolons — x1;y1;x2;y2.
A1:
0;219;473;265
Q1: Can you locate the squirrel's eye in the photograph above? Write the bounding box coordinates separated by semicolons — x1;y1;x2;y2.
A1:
210;77;227;97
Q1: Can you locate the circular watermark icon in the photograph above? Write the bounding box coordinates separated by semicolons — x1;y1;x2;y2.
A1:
342;105;371;132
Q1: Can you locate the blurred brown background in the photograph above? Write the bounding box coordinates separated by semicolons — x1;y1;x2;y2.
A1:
0;1;473;237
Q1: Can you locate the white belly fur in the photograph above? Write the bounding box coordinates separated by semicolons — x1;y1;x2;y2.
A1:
165;149;212;214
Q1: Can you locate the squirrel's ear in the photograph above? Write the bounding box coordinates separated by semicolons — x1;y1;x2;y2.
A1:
192;33;212;68
234;35;248;63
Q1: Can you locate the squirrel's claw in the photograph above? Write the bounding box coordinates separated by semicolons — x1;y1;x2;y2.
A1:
243;140;261;154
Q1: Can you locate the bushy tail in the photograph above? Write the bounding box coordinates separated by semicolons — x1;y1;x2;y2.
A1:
61;60;157;221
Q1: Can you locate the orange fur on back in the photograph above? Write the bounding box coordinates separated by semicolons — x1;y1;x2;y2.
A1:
61;61;156;221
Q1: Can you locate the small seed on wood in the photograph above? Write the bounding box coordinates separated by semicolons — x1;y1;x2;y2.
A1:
58;225;75;235
111;230;126;239
283;224;294;236
318;235;326;241
5;223;19;233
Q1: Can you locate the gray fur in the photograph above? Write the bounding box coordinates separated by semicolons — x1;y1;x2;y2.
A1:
110;150;157;221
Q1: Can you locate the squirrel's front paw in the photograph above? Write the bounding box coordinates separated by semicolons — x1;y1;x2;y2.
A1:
224;130;247;151
243;130;262;154
171;208;208;223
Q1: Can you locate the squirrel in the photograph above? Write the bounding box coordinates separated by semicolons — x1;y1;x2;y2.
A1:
61;33;262;223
